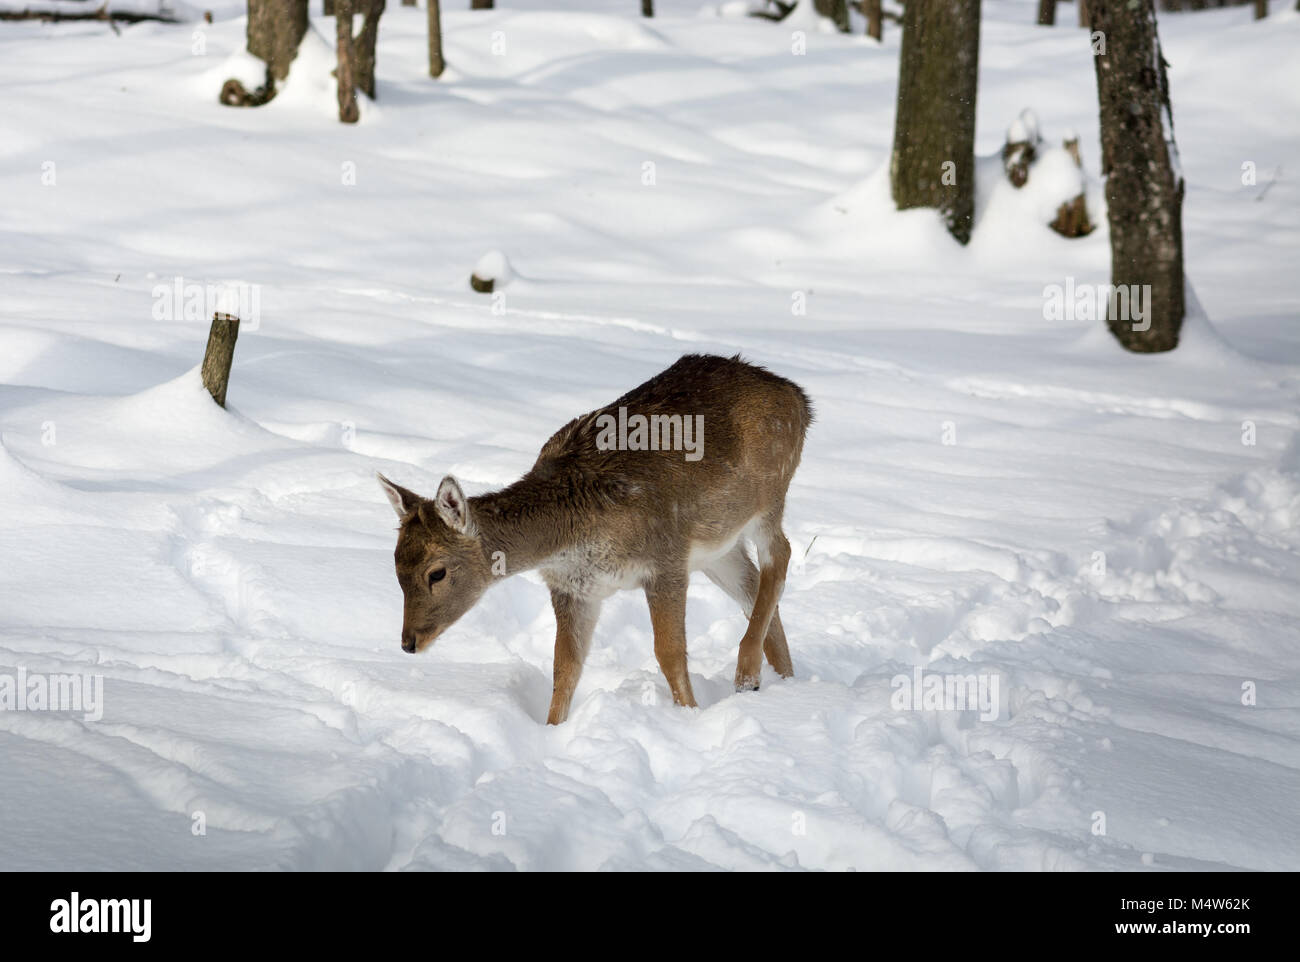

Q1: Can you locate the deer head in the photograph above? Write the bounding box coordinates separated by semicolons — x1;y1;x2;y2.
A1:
378;473;493;654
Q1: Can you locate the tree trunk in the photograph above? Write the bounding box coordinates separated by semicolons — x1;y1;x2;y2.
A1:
815;0;852;31
471;0;492;7
336;0;360;123
428;0;445;77
201;314;240;409
864;0;882;38
1254;0;1267;16
1038;0;1056;23
1088;0;1185;352
890;0;981;245
1078;0;1089;25
353;0;385;99
247;0;307;82
642;0;654;16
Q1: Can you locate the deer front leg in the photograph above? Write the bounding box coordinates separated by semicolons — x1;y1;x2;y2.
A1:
644;576;698;710
546;590;600;725
736;528;790;691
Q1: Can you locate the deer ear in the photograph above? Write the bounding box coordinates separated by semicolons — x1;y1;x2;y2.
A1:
377;473;421;519
434;476;474;534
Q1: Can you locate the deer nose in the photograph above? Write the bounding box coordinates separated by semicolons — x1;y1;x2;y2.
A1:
401;629;417;653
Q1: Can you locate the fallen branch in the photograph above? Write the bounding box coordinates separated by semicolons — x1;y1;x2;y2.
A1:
0;5;180;23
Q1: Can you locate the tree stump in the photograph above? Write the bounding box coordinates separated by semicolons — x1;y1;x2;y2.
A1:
202;314;240;408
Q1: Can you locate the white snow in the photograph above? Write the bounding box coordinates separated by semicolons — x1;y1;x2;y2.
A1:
472;250;514;287
1;2;1298;871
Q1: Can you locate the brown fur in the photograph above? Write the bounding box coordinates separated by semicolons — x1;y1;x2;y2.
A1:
379;353;812;723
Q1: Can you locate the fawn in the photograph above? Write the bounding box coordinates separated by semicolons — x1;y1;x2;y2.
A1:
378;353;812;724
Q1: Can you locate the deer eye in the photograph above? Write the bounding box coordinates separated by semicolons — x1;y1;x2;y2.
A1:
428;568;447;588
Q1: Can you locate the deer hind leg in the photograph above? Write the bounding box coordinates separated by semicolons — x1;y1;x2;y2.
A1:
734;517;791;692
703;543;794;681
644;576;698;710
546;590;601;725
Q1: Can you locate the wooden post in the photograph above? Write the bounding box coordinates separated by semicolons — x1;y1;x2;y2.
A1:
202;313;240;408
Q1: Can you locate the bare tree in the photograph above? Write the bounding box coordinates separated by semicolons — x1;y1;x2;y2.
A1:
890;0;982;245
429;0;445;77
642;0;654;15
864;0;882;39
1038;0;1056;23
353;0;386;99
1088;0;1185;351
815;0;852;30
248;0;307;82
221;0;306;105
336;0;360;124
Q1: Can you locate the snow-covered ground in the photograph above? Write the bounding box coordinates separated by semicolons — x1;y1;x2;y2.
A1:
1;2;1298;871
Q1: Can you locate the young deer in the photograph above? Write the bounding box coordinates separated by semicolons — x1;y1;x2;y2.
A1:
378;353;812;724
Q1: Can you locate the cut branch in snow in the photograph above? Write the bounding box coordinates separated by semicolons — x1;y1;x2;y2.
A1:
220;72;277;107
1002;109;1041;188
201;314;240;409
1050;134;1094;238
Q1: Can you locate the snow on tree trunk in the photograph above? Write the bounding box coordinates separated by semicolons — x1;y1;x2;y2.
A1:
890;0;981;245
1088;0;1185;352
